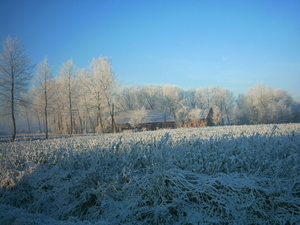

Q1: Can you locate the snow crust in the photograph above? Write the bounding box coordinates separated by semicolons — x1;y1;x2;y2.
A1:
1;124;299;224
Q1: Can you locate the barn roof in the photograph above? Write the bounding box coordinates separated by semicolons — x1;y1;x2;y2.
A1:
189;108;212;120
115;110;175;125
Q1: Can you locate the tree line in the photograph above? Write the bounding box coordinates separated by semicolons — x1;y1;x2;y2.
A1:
116;84;300;125
1;37;299;140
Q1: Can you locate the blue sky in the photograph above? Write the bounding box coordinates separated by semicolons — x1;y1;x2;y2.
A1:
1;0;300;99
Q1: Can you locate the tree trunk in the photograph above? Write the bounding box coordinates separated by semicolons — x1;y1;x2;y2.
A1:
78;113;83;134
69;109;73;137
111;103;116;133
97;110;104;133
72;116;76;134
59;113;63;133
69;90;73;136
25;109;31;133
11;78;16;142
45;105;48;139
37;112;41;133
11;103;16;141
85;104;95;133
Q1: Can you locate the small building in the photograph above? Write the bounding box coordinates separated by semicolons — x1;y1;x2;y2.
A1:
115;110;175;132
177;108;214;128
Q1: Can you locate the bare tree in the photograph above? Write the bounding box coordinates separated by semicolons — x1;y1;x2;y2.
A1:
0;36;33;141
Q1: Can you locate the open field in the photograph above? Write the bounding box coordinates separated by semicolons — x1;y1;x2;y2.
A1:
1;124;300;224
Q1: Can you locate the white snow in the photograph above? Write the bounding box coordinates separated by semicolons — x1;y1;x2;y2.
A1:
0;124;299;224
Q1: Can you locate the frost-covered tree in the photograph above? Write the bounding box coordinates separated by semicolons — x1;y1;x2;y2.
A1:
162;84;183;119
269;89;293;123
142;85;163;110
129;107;147;129
234;94;250;125
292;100;300;123
115;85;161;112
212;106;222;125
213;86;234;125
76;69;93;133
244;83;294;124
18;93;34;133
132;86;148;110
246;83;272;124
196;87;213;109
0;37;33;141
58;59;79;136
183;88;197;109
195;86;234;125
80;57;116;133
115;86;136;111
32;57;55;139
114;83;299;127
195;88;206;109
176;105;190;126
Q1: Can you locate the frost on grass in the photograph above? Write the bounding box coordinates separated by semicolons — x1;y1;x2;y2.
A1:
0;124;300;224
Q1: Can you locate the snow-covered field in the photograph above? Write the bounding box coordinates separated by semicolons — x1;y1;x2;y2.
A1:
1;124;299;224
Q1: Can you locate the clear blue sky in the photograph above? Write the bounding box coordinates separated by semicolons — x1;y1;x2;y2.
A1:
1;0;300;99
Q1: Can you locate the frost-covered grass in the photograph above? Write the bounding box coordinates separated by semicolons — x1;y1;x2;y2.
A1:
0;124;300;224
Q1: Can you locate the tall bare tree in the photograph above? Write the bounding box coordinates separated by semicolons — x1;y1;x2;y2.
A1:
0;36;33;141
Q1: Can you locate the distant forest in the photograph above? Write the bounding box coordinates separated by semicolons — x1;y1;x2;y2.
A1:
1;37;300;138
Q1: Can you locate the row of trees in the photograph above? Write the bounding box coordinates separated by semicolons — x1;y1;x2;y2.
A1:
0;37;116;140
1;37;299;140
27;56;116;138
116;84;300;126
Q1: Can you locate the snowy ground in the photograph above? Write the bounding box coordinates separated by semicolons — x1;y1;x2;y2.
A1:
1;124;300;224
